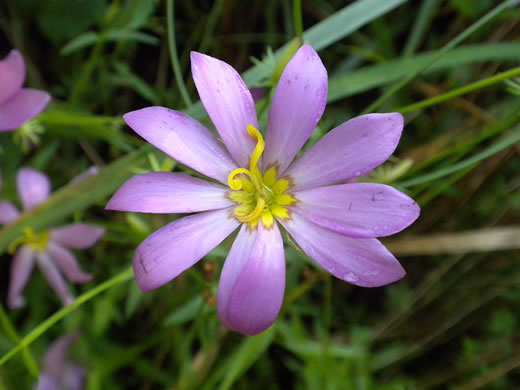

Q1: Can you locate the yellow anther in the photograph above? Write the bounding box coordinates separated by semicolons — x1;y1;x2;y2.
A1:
236;198;265;223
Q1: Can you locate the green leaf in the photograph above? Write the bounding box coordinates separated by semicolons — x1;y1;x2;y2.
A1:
328;42;520;102
60;31;99;55
61;28;158;55
217;327;275;390
241;0;409;86
38;0;106;44
162;295;204;327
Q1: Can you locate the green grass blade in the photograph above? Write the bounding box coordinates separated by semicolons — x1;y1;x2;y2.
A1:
167;0;192;108
0;267;133;367
397;65;520;113
362;0;519;113
397;126;520;188
328;42;520;102
402;0;440;57
242;0;409;86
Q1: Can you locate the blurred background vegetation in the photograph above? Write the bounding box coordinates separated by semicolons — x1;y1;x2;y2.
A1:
1;0;520;388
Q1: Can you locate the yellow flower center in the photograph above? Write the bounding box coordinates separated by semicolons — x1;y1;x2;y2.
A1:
8;228;50;254
227;125;296;228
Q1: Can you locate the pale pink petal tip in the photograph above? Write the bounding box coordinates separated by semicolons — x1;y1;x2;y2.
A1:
263;44;328;174
123;107;236;184
50;224;104;249
0;89;51;132
0;49;25;105
36;252;75;306
190;51;258;168
294;183;420;238
286;112;404;191
280;213;406;288
217;224;285;335
47;243;93;283
0;200;20;225
16;167;51;211
7;246;34;309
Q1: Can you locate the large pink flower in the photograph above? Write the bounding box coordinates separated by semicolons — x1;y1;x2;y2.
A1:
107;45;420;335
0;50;50;132
1;168;104;308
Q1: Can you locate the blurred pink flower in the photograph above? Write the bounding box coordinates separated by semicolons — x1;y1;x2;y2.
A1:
107;45;420;335
0;168;104;308
35;333;85;390
0;50;50;132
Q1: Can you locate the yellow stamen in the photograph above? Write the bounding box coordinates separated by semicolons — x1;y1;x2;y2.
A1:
227;124;265;192
247;124;264;175
227;124;295;228
8;228;50;254
228;168;252;190
236;198;265;223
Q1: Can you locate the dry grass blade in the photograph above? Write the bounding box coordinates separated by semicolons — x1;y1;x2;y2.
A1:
384;227;520;256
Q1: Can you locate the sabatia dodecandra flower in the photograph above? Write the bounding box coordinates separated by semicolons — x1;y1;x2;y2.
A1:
107;45;420;335
35;333;85;390
0;50;50;132
0;168;104;308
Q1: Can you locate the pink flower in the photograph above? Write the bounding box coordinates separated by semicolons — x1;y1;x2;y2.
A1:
0;50;51;132
35;333;85;390
107;45;420;335
0;168;104;308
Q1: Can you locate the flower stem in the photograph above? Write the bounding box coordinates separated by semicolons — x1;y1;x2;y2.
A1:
398;66;520;114
0;267;134;367
292;0;303;39
0;303;38;377
167;0;192;109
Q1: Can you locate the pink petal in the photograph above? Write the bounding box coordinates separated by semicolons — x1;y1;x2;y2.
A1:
106;172;233;214
63;363;85;390
279;213;405;287
217;224;257;329
0;88;50;132
133;208;239;291
191;52;258;168
0;200;20;225
263;45;328;175
7;245;34;309
43;333;80;374
293;183;420;238
285;113;404;191
49;224;104;249
47;243;92;283
217;223;285;335
0;50;25;105
17;167;51;211
35;374;59;390
217;225;256;327
36;252;75;306
123;107;237;184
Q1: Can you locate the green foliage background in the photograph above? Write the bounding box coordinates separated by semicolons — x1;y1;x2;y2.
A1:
1;0;520;388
